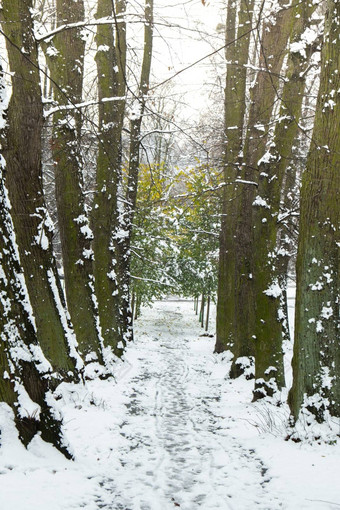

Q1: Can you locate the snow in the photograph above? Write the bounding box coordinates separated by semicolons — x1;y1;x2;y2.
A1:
316;320;324;333
252;196;271;209
257;150;276;166
235;179;258;187
44;97;126;118
14;383;41;419
1;300;340;510
80;224;94;240
36;228;49;250
254;123;265;132
263;281;282;299
46;269;83;371
290;25;321;58
82;248;94;260
128;101;143;121
45;45;59;57
97;45;110;53
321;305;333;320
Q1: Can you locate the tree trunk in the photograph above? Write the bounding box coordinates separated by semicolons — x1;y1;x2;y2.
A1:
46;0;103;364
217;0;302;384
200;294;205;328
131;292;136;326
252;0;315;400
215;0;255;368
0;0;79;377
279;265;291;344
134;293;141;321
236;0;295;384
194;296;199;315
117;0;154;345
277;165;298;345
205;295;210;332
289;0;340;421
0;197;71;456
92;0;126;356
0;69;71;456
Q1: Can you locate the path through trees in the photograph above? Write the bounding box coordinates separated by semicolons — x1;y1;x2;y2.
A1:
0;0;339;457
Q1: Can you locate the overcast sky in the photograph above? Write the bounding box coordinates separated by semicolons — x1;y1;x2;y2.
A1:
151;0;226;120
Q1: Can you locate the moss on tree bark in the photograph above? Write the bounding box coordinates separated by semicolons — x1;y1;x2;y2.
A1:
46;0;103;364
0;0;78;377
215;0;255;372
91;0;127;356
289;0;340;421
252;1;316;400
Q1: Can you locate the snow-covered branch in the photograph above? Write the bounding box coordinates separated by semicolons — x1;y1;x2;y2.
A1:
44;97;126;118
130;275;175;287
35;17;123;42
140;129;176;141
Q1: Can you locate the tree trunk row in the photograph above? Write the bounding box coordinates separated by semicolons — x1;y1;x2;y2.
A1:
216;0;339;424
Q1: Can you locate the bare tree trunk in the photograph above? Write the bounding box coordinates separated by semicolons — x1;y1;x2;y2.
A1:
0;68;71;457
200;294;205;328
131;292;136;326
277;166;298;344
205;295;210;332
134;293;141;321
235;0;295;385
194;296;199;315
215;0;255;370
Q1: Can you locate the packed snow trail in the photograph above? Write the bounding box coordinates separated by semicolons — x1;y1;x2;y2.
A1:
95;300;283;510
1;299;340;509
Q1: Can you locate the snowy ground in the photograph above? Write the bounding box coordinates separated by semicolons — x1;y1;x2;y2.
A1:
1;298;340;510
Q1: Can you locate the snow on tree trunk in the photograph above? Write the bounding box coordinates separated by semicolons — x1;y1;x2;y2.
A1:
0;0;81;378
252;0;317;401
91;0;127;357
0;66;71;457
119;0;154;345
289;0;340;422
45;0;104;367
216;0;294;383
215;0;255;372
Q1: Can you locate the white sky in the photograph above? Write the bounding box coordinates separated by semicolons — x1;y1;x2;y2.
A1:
152;0;226;121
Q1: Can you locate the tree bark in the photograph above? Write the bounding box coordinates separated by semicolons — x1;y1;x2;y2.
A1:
205;295;210;332
46;0;103;364
0;67;71;456
289;0;340;421
216;0;297;384
0;0;79;377
252;0;316;400
117;0;154;344
215;0;255;370
92;0;127;356
200;294;205;327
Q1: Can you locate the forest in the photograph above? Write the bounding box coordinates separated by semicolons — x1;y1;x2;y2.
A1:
0;0;339;506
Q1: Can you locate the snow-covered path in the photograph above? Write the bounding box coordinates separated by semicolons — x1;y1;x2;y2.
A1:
95;301;282;509
1;299;340;510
